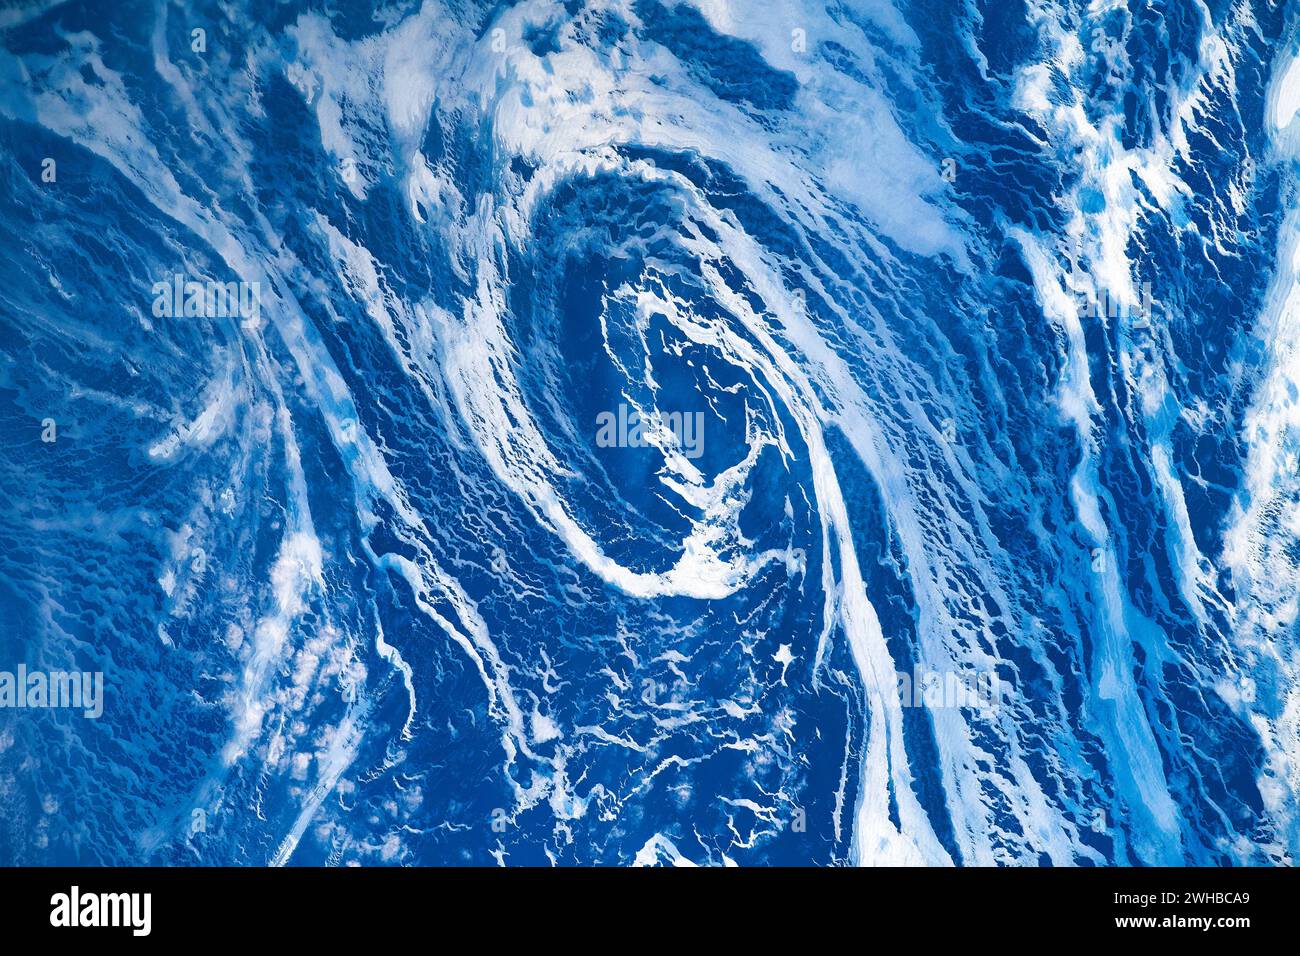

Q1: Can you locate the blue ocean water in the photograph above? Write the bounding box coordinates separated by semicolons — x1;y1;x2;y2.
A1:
0;0;1297;866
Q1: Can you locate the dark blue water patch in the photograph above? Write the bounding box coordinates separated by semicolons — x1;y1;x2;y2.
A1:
615;144;825;278
247;72;357;236
524;19;563;57
972;0;1037;82
952;125;1068;234
1048;66;1075;109
1156;660;1268;843
503;168;807;573
564;3;626;53
319;0;426;42
516;261;699;565
898;0;1071;236
0;0;121;56
735;442;808;557
632;0;798;113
